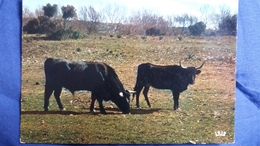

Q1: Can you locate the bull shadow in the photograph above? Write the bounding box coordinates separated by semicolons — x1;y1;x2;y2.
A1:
20;110;89;115
20;108;161;115
130;108;161;114
20;109;122;115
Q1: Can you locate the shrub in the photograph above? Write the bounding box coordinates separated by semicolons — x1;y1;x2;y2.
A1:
72;31;80;39
178;36;183;41
117;34;122;38
141;36;147;40
188;21;206;36
23;16;61;34
23;18;40;34
145;27;161;36
47;28;80;40
187;53;195;59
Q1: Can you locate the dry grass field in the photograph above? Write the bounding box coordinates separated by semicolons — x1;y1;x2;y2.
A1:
21;34;235;144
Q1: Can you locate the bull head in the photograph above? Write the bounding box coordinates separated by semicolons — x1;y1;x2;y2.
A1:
179;60;206;84
116;90;136;114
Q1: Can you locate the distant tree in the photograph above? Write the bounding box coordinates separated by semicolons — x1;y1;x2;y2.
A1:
61;5;77;28
79;6;88;21
200;4;212;25
42;3;58;18
188;21;206;36
86;6;101;33
209;5;232;30
23;7;35;19
61;5;77;19
22;7;35;27
174;14;198;34
218;14;237;35
128;10;168;35
102;3;126;34
35;6;44;17
79;6;102;33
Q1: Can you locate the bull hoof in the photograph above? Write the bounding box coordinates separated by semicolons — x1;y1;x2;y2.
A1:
44;108;48;112
100;111;107;114
174;108;182;111
90;109;96;113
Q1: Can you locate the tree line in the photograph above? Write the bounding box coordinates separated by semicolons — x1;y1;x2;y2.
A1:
23;3;237;40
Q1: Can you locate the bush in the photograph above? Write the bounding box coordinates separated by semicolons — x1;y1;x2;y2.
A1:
72;31;80;39
178;36;183;41
117;34;122;38
47;28;80;40
141;36;147;40
188;21;206;36
23;18;40;34
23;16;61;34
145;27;161;36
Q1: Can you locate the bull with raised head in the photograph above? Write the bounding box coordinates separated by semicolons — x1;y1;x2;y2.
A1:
133;61;205;110
44;58;134;114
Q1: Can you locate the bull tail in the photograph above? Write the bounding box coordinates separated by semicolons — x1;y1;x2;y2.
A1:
44;58;57;84
132;75;143;102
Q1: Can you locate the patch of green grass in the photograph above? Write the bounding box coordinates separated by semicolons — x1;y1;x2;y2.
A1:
21;35;235;144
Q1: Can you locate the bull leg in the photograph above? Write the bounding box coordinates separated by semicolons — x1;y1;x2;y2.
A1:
134;85;143;108
143;86;151;108
54;87;63;111
172;91;180;110
97;98;106;114
90;93;96;113
44;85;54;111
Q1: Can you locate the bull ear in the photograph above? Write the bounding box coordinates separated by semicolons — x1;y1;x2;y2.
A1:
119;92;124;97
196;70;201;75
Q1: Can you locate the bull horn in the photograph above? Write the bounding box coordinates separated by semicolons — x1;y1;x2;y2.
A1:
196;61;206;69
128;90;136;94
119;92;124;97
179;59;183;68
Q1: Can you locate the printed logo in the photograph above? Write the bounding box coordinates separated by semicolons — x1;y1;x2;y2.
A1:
215;131;226;137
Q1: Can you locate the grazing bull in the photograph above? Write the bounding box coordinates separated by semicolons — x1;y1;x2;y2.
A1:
44;58;134;114
133;61;205;110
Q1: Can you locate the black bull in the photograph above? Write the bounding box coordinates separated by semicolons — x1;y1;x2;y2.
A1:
44;58;134;114
133;61;205;110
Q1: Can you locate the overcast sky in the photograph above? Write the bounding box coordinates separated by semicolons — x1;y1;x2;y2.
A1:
23;0;238;18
